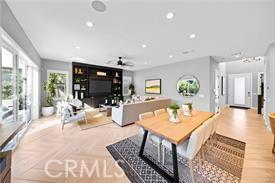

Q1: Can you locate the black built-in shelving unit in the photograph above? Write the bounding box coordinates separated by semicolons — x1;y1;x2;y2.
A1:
72;62;123;108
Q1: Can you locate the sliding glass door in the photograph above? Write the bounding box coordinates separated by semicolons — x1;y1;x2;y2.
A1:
18;59;32;123
1;47;16;123
1;45;33;124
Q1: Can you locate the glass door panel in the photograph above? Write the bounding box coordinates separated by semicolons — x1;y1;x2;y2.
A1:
26;66;32;122
18;59;27;122
1;47;15;123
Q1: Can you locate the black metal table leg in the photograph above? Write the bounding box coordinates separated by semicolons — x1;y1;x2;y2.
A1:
138;130;178;183
172;143;179;183
139;130;148;156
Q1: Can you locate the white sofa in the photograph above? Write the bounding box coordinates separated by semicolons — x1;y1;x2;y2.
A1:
112;98;171;126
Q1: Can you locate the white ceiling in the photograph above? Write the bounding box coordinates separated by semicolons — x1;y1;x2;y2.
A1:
6;0;275;70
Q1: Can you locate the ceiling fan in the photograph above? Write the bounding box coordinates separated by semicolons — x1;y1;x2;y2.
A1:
105;57;134;67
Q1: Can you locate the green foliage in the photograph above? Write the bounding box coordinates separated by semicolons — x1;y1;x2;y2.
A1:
43;73;67;106
2;83;12;99
177;79;199;96
185;103;193;113
43;73;58;106
129;83;136;96
169;103;180;118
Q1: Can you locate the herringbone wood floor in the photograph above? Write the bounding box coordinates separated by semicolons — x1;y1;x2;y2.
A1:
12;107;275;183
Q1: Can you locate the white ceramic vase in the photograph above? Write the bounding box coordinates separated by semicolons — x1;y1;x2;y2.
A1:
42;106;54;116
182;104;191;116
168;109;180;123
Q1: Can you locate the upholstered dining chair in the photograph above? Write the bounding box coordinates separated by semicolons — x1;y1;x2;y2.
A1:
210;114;220;145
269;113;275;154
139;112;163;162
162;125;205;183
154;108;166;116
200;118;214;162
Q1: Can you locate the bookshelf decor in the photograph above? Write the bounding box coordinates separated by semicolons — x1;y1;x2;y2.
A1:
72;62;123;108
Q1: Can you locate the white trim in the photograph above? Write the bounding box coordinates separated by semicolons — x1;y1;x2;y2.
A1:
47;69;69;100
1;27;38;123
0;27;38;69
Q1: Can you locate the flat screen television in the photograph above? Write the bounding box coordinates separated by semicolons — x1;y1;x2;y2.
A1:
89;78;112;96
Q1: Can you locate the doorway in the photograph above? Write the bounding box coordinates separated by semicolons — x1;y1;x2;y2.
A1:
228;73;252;108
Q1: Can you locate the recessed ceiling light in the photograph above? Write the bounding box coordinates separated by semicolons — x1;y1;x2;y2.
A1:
189;34;196;39
166;12;175;19
169;55;173;58
86;21;94;27
75;46;80;49
91;0;106;12
142;44;147;48
144;62;148;65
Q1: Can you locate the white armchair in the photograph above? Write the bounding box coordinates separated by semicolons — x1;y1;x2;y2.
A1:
70;98;84;113
60;103;87;130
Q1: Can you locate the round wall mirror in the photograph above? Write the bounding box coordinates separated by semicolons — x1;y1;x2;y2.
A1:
176;75;200;97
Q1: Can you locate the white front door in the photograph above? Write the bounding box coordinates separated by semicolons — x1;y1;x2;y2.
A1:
228;73;252;108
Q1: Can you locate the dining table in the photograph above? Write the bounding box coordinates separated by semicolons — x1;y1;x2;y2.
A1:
135;110;213;183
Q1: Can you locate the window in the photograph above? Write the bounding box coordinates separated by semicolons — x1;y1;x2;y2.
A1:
47;70;68;100
1;47;16;123
1;37;38;124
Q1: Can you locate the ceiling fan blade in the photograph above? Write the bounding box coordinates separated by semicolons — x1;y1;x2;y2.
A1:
123;61;134;66
105;60;113;65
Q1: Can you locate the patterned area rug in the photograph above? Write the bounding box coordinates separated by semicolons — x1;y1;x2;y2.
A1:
106;134;245;183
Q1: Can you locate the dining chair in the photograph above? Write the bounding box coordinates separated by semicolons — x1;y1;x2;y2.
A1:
200;118;214;162
154;108;166;116
162;125;205;183
269;113;275;153
202;118;214;145
210;114;220;145
139;112;163;162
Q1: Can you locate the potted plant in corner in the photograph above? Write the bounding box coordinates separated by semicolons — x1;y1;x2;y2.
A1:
129;83;135;98
42;73;58;116
168;103;180;123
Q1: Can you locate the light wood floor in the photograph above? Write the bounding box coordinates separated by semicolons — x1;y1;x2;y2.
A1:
11;107;275;183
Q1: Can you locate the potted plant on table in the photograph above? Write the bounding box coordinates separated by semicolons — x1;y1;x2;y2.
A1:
42;73;58;116
182;103;193;116
168;103;180;123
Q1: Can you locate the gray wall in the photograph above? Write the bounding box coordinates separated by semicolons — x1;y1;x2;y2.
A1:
41;59;72;104
225;59;265;108
218;63;227;107
209;57;219;112
134;57;214;112
2;1;41;68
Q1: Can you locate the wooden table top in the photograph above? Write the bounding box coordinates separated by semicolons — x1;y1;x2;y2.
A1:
135;110;214;145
